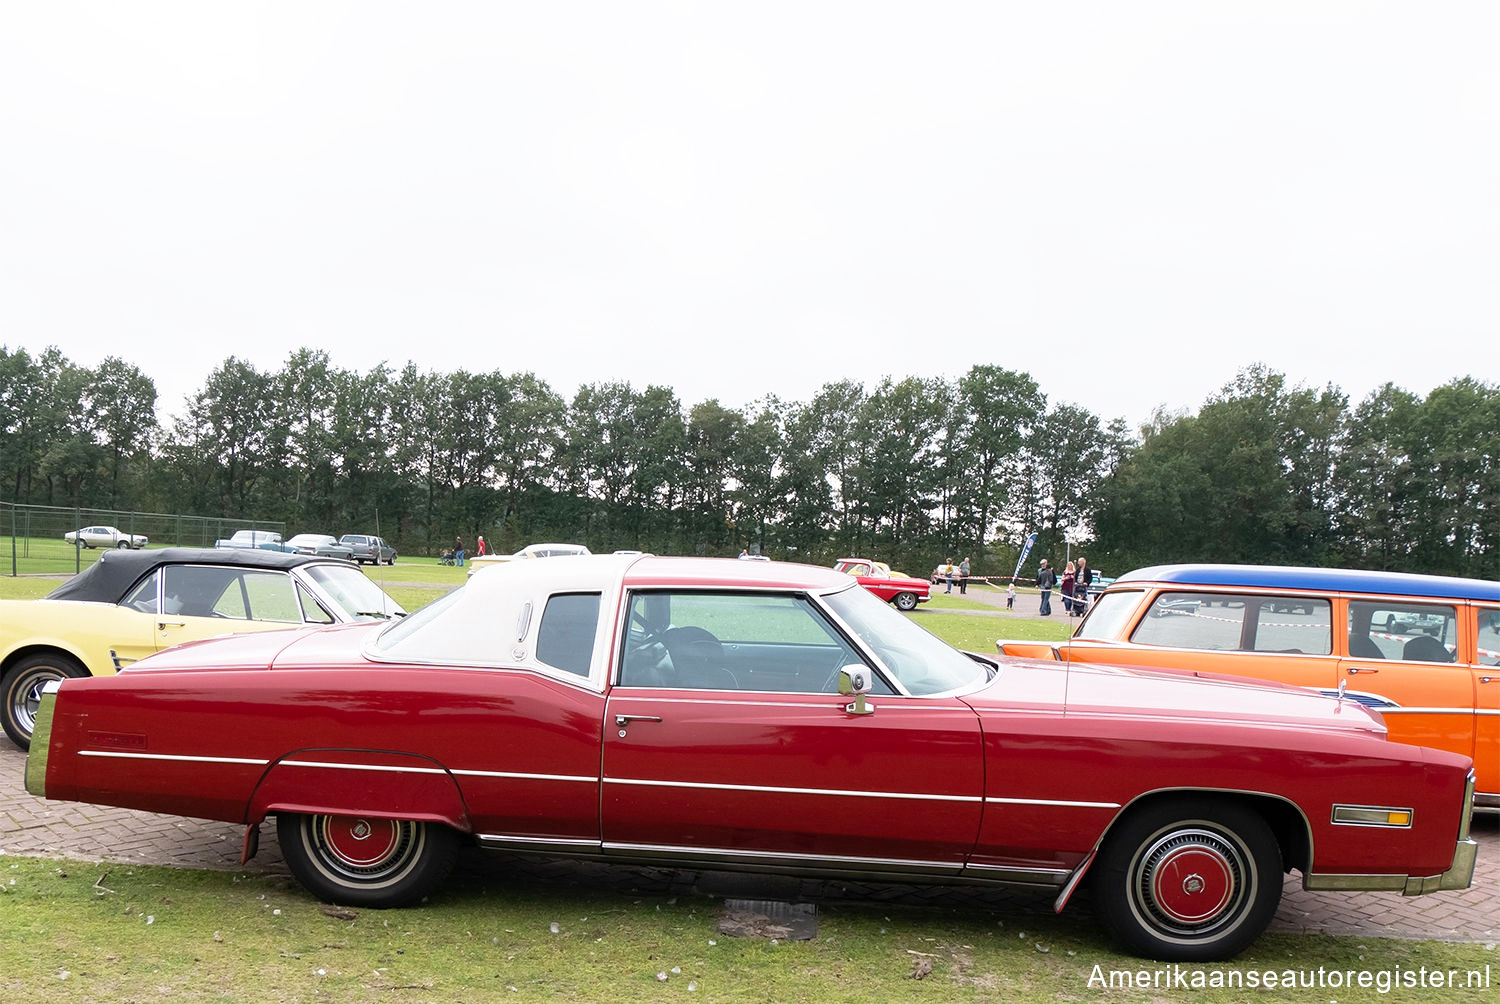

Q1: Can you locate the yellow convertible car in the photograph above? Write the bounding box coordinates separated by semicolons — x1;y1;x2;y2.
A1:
0;547;404;749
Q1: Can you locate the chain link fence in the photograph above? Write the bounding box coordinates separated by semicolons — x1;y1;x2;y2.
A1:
3;502;284;577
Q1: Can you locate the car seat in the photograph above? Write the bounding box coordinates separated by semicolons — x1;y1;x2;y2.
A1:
1347;633;1385;660
662;626;737;689
1401;634;1453;663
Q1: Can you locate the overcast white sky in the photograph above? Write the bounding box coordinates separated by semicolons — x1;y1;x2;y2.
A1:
3;2;1495;431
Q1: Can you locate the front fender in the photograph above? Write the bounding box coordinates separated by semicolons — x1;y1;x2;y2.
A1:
246;748;473;832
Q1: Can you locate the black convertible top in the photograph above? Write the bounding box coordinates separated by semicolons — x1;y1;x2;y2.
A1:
47;547;332;604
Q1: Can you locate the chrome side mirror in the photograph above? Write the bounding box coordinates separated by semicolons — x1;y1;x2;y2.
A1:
838;665;874;716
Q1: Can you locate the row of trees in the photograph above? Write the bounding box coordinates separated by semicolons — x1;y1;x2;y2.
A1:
2;344;1495;580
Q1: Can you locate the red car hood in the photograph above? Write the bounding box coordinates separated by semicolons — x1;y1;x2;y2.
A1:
969;656;1388;737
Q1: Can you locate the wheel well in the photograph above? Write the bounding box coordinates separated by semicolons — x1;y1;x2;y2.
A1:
1102;789;1311;875
2;646;91;678
246;751;474;833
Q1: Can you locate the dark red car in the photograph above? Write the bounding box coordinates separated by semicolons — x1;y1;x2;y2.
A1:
26;556;1476;961
834;557;931;611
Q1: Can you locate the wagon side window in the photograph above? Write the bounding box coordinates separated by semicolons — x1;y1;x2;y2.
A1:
1348;602;1458;663
1129;592;1245;650
1250;597;1331;655
1478;608;1500;668
536;592;601;677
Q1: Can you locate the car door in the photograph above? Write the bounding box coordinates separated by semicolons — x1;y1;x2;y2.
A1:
1341;599;1476;773
1469;605;1499;800
600;590;984;871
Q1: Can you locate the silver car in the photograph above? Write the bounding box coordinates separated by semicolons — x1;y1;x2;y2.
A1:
64;526;148;550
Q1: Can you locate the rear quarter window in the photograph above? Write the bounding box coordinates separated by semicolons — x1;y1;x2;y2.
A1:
536;593;601;677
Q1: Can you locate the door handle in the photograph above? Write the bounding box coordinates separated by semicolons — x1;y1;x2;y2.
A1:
158;620;185;630
1346;667;1380;674
615;714;662;727
1481;676;1495;685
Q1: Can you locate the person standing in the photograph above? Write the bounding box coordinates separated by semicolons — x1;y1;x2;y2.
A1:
958;556;971;595
454;536;466;567
476;535;488;557
1037;559;1056;615
1076;556;1093;612
942;557;956;594
1006;582;1016;609
1061;560;1077;616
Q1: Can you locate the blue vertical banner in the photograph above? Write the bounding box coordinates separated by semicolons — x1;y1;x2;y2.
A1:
1011;532;1038;583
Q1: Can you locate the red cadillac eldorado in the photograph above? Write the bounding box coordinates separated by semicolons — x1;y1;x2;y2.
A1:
25;555;1476;961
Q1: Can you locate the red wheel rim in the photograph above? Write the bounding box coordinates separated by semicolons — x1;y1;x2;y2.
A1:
1133;827;1250;935
320;816;403;869
1148;841;1235;924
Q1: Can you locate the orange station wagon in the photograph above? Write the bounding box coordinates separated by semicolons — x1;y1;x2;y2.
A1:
999;564;1500;807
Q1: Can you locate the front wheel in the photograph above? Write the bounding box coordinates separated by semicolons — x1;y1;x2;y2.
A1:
1094;797;1282;961
2;653;89;750
277;813;458;907
116;540;130;549
892;591;919;612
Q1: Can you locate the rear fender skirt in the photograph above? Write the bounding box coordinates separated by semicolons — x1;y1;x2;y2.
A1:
246;749;472;832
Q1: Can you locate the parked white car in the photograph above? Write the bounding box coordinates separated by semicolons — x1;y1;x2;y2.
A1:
64;526;148;550
285;534;356;560
214;530;289;551
468;542;590;576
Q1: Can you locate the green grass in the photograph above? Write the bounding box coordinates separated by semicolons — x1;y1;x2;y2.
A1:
913;611;1071;653
1;856;1492;1003
0;576;63;600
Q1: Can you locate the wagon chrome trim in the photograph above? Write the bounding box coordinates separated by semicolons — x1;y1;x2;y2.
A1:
603;776;982;802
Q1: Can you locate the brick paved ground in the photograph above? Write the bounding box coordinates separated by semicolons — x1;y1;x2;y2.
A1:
2;742;1494;942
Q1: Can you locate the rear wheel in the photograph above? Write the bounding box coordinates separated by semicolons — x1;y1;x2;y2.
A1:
277;813;458;906
2;653;89;750
893;591;919;612
1094;797;1281;961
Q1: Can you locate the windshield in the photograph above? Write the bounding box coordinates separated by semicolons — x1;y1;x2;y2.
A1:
304;563;406;620
822;584;989;696
1074;589;1143;640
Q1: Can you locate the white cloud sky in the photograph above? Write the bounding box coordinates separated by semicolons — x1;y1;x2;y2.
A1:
3;1;1495;429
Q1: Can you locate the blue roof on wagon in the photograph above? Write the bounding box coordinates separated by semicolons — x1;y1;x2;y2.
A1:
1113;564;1500;603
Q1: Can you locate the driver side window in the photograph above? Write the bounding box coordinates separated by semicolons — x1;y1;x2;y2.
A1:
618;591;881;694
